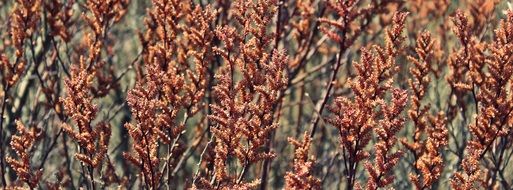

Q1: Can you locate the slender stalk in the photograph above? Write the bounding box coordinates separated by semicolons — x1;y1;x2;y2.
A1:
142;132;156;189
88;166;95;190
308;45;346;138
259;1;284;189
62;133;76;190
192;135;214;185
0;86;8;186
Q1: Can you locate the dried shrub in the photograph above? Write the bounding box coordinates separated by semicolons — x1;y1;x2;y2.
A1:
284;132;320;190
401;31;449;189
6;121;42;189
1;0;513;189
452;9;513;190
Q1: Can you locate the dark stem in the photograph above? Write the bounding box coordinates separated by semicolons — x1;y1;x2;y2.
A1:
62;134;76;189
309;44;346;138
38;129;63;169
88;165;95;190
0;86;8;186
259;3;284;185
142;131;156;189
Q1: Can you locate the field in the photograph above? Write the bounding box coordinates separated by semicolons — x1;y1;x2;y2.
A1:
0;0;513;189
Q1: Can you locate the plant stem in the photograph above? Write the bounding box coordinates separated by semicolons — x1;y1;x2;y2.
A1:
0;86;9;187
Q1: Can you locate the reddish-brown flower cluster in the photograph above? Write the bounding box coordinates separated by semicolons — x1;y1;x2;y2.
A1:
365;89;408;190
61;58;111;168
327;11;408;189
1;0;40;87
3;0;513;189
402;31;435;156
45;0;73;42
10;0;41;58
284;132;320;190
410;113;448;189
452;9;513;189
6;121;42;189
401;31;449;189
310;0;402;133
60;58;111;190
58;1;130;189
123;0;216;189
193;0;289;188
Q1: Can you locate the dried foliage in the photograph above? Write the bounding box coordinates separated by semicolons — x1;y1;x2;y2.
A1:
365;88;408;190
2;0;513;189
402;31;449;189
451;9;513;190
327;11;408;189
196;1;289;188
6;121;42;189
1;0;40;89
284;133;320;190
123;0;215;189
61;58;111;168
